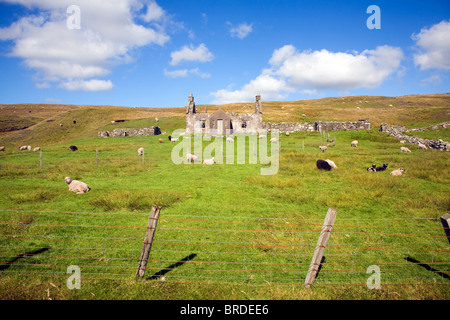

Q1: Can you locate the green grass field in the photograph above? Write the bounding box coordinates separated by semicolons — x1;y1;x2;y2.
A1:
0;95;449;300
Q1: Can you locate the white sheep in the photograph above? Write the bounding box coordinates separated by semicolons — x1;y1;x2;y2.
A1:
138;147;144;156
390;168;405;176
351;140;358;147
325;159;337;169
186;153;198;163
259;135;266;139
286;132;290;136
171;137;179;142
64;177;90;194
270;138;278;143
400;140;406;144
0;146;5;151
33;147;40;152
226;137;234;143
155;117;159;122
18;146;27;151
203;157;215;165
319;146;327;152
418;142;427;150
400;147;411;153
27;146;32;151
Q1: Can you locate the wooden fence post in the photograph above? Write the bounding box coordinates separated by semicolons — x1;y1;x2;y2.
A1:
304;208;337;288
136;205;162;278
440;214;450;245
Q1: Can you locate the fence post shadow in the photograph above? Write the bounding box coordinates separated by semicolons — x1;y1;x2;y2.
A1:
147;253;197;281
404;256;450;280
0;247;51;272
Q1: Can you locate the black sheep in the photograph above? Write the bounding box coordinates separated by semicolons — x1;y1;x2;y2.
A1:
69;145;78;151
367;164;376;172
316;159;332;171
168;135;172;141
376;163;388;172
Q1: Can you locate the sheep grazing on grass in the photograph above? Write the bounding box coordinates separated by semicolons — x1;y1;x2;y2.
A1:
376;163;388;172
69;145;78;152
186;153;198;163
270;138;278;143
27;146;31;151
155;117;159;122
325;159;337;169
226;137;234;143
171;137;179;142
64;177;90;194
367;164;377;172
418;142;428;150
286;132;290;136
138;147;144;156
319;146;327;152
203;157;215;165
400;147;411;153
390;168;405;176
33;147;40;152
400;140;406;144
158;138;164;143
0;146;4;151
351;140;358;147
259;135;266;139
316;159;332;171
18;145;27;151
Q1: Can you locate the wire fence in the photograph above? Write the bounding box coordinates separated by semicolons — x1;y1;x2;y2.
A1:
0;208;449;287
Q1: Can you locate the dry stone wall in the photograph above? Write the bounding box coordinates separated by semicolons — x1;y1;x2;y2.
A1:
379;122;449;151
263;119;370;133
98;127;160;138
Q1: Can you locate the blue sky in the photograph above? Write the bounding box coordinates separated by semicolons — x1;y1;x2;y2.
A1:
0;0;449;108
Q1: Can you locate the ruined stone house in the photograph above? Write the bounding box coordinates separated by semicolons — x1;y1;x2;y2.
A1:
185;93;370;134
185;93;263;135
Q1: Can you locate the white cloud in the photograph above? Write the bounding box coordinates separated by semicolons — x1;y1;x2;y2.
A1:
141;0;165;22
420;74;442;86
0;0;170;91
169;43;214;66
201;13;208;25
60;79;114;91
164;67;210;78
211;73;291;104
164;69;189;78
412;20;450;70
227;22;253;40
273;45;403;90
210;44;403;104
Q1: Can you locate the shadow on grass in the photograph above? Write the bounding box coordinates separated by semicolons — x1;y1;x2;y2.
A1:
0;247;51;272
316;256;326;280
404;256;450;280
147;253;197;280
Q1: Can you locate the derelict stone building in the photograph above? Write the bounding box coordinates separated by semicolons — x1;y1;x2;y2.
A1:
185;93;263;135
185;93;370;135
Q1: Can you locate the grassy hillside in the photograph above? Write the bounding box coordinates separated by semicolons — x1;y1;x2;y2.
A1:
1;93;449;149
0;94;449;301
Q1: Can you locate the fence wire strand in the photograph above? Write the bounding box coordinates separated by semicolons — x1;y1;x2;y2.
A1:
0;208;449;286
